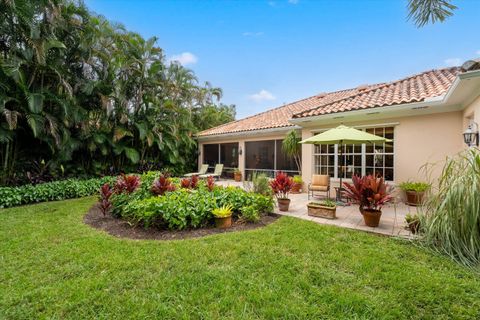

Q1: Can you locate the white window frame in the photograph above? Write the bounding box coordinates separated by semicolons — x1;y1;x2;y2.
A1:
312;125;395;181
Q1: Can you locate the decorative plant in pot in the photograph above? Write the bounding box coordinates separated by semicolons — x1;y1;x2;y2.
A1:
212;204;234;229
398;181;430;206
307;198;336;219
233;168;242;182
270;171;294;211
405;213;420;234
342;174;393;227
291;175;303;194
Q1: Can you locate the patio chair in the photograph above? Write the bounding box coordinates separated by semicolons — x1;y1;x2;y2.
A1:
199;164;224;180
184;164;209;177
308;174;330;200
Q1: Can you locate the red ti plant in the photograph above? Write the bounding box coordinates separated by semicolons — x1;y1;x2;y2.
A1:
206;176;215;191
99;183;113;216
190;175;199;189
342;174;393;212
269;171;294;200
180;178;191;189
151;174;176;196
114;174;141;194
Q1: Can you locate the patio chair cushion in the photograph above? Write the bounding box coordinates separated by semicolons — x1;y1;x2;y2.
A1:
311;174;329;187
309;185;329;191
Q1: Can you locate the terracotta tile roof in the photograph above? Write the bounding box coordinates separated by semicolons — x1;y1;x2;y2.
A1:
197;67;461;137
197;85;382;137
293;67;461;118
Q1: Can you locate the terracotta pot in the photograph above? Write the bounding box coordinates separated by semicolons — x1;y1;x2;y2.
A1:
291;182;302;194
405;191;425;206
234;172;242;182
277;198;291;211
361;209;382;227
215;216;232;229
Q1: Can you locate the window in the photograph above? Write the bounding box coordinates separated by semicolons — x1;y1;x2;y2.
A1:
245;139;301;178
313;126;395;181
203;144;219;167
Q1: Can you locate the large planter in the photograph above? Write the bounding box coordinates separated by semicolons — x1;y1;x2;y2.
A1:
307;202;336;219
234;172;242;182
361;209;382;227
215;216;232;229
405;190;425;206
291;182;302;194
277;198;291;211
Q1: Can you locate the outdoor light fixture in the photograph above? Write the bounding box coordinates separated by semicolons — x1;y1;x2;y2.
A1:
463;122;479;147
238;146;243;156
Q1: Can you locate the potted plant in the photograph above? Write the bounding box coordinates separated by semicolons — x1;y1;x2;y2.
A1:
307;198;336;219
342;174;393;227
233;168;242;182
269;171;294;211
291;175;303;193
405;213;420;234
398;181;430;206
212;204;234;228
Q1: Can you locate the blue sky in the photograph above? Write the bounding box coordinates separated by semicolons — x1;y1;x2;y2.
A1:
85;0;480;119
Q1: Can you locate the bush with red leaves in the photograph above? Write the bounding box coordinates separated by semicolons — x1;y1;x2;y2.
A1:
180;178;191;189
269;171;294;200
151;174;176;196
99;183;113;216
114;174;141;194
190;175;199;189
342;174;393;211
206;176;215;191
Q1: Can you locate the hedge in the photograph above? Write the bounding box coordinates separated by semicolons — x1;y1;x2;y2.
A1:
0;177;116;208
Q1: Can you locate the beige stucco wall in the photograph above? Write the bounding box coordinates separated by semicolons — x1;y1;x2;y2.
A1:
463;95;480;129
301;111;465;186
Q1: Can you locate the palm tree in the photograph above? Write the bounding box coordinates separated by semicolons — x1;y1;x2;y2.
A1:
407;0;457;27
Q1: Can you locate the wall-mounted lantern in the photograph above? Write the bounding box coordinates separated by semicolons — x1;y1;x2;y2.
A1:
238;146;243;156
463;122;479;147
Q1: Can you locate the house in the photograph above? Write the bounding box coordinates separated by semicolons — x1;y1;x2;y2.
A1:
196;59;480;186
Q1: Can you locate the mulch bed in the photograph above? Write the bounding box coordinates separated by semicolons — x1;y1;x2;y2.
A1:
84;203;280;241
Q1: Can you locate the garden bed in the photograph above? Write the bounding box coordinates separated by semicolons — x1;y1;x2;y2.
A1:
84;203;280;240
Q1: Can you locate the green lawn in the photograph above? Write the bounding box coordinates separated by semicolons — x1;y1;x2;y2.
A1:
1;198;479;319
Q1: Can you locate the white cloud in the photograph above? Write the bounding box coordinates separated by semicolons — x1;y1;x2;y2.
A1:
444;58;461;67
242;31;264;37
168;52;198;66
248;90;276;103
476;50;480;55
288;0;299;4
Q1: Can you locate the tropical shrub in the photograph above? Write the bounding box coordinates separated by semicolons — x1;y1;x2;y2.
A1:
180;178;191;189
114;182;273;230
240;205;260;223
270;171;294;200
0;176;116;208
293;175;303;184
114;174;141;194
342;174;393;211
420;149;480;266
151;175;176;196
244;172;272;196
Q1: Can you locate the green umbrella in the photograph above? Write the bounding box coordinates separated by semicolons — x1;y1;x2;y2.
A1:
300;125;391;203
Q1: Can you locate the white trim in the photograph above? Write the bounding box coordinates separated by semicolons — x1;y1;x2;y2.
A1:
310;122;400;133
196;125;301;141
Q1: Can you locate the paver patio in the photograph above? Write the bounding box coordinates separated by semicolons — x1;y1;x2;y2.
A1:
218;179;417;238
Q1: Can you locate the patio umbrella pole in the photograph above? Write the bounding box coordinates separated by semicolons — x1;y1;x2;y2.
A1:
337;140;345;206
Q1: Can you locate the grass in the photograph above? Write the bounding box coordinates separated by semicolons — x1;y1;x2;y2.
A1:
1;198;479;319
